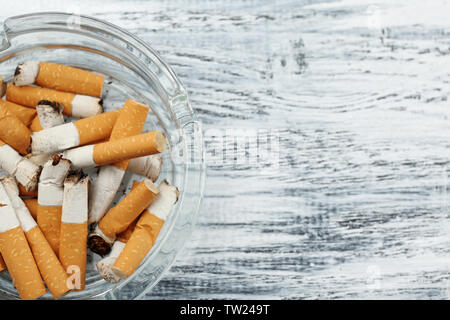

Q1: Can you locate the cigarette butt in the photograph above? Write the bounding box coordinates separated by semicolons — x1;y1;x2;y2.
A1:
23;198;38;220
60;172;89;291
88;100;149;225
6;84;102;118
31;110;120;155
1;177;69;299
0;140;41;191
0;115;31;155
29;100;65;133
94;131;166;165
88;179;159;255
13;61;39;87
37;157;71;255
18;183;38;197
0;227;47;299
99;179;159;238
26;226;70;298
0;254;6;272
15;61;104;97
96;207;139;283
112;212;164;279
64;131;166;168
0;99;37;126
112;181;179;279
30;115;43;132
0;183;46;300
128;155;162;181
7;83;73;112
96;241;126;283
0;76;6;97
36;100;65;129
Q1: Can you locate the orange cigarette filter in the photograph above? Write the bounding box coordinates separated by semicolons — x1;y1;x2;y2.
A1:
115;181;140;243
59;222;88;291
26;226;70;298
23;198;38;220
36;62;104;97
0;115;31;155
116;216;139;243
112;211;164;278
0;253;6;272
37;206;62;255
0;226;47;300
0;99;36;126
94;131;166;165
30;115;43;132
109;99;149;170
74;110;121;145
19;183;38;197
7;84;75;115
98;180;159;239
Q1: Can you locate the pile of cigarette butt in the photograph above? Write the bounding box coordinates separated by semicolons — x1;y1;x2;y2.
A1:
0;62;179;300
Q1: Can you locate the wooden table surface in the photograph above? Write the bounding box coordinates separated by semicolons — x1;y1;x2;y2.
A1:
3;0;450;300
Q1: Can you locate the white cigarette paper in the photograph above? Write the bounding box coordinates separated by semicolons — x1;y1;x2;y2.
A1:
148;180;179;221
13;61;39;86
31;123;80;155
38;158;72;206
0;182;21;233
127;155;162;181
88;165;125;225
1;177;37;232
27;100;66;168
96;241;126;283
61;173;89;224
0;144;41;192
36;100;65;129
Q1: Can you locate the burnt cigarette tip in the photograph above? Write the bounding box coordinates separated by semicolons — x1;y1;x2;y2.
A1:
66;169;89;183
98;99;104;113
88;235;112;257
14;66;21;77
25;165;41;193
51;154;63;166
37;100;62;113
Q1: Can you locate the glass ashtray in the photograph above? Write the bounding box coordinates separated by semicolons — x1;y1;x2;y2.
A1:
0;12;205;300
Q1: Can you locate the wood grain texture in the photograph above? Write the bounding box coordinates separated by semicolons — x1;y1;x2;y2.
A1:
3;0;450;300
